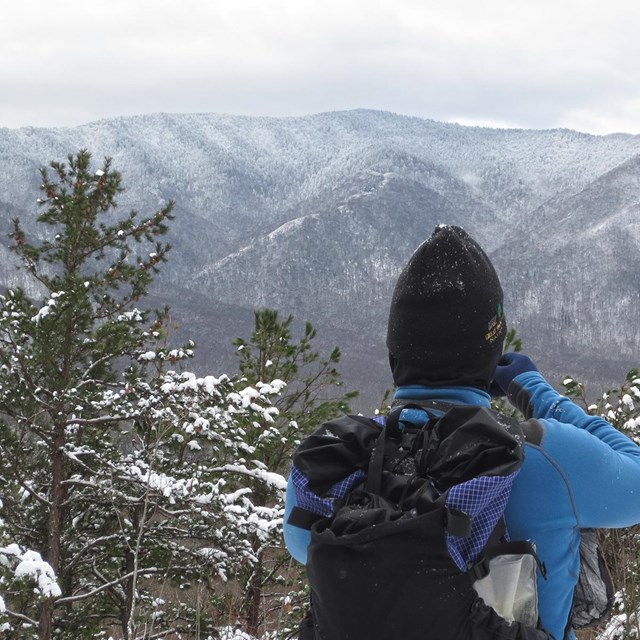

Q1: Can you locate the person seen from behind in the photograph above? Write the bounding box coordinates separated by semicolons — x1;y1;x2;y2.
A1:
284;224;640;640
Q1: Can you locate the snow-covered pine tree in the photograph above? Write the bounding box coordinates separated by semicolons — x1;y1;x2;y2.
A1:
0;151;285;639
230;309;357;637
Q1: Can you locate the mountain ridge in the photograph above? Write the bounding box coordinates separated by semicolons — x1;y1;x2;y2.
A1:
0;109;638;405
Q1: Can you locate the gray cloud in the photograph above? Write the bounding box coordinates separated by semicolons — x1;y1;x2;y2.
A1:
2;0;640;133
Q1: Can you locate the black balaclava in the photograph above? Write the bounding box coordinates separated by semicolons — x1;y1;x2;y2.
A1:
386;225;506;391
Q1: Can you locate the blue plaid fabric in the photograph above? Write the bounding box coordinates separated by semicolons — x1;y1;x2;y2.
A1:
446;470;519;570
291;465;366;517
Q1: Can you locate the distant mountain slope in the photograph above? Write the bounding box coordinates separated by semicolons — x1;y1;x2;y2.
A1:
0;110;638;403
499;154;640;373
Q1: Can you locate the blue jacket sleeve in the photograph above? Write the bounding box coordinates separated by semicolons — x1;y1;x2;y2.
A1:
505;371;640;638
283;475;311;564
509;370;640;528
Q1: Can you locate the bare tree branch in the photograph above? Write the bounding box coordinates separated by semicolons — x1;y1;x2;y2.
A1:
56;568;164;604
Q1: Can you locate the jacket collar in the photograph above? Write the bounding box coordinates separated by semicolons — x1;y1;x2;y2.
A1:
393;385;491;408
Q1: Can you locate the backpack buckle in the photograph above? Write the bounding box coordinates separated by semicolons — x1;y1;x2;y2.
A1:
469;558;490;581
444;506;472;538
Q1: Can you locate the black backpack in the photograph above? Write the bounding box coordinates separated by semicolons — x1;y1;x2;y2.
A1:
289;401;613;640
288;402;614;639
288;403;547;639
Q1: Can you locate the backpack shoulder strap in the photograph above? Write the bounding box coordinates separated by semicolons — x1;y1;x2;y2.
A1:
520;418;544;446
390;397;458;414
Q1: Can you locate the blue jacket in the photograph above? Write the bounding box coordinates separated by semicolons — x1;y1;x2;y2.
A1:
283;371;640;640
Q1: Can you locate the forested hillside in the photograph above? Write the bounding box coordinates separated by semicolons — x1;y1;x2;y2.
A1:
1;109;638;403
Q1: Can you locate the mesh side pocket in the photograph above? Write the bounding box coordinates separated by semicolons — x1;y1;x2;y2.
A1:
473;553;539;628
572;528;615;628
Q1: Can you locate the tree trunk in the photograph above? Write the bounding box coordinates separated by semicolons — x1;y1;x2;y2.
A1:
122;506;141;639
244;545;264;637
245;575;262;637
122;548;135;639
38;600;54;640
244;482;270;636
39;424;67;639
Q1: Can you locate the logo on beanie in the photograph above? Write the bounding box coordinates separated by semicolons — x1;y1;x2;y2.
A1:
485;303;505;344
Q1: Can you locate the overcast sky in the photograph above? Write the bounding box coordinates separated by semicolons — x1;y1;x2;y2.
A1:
2;0;640;134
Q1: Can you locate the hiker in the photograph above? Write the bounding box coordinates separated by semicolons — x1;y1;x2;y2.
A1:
283;225;640;640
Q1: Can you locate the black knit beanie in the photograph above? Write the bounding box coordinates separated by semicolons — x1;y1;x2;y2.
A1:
386;225;506;391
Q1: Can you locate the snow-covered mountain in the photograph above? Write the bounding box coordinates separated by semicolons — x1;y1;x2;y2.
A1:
1;110;638;405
